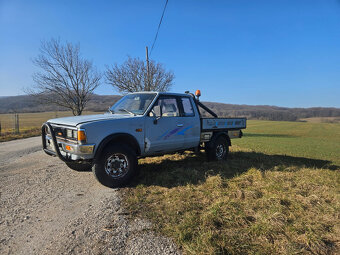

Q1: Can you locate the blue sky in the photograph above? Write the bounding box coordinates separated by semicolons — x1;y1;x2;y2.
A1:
0;0;339;107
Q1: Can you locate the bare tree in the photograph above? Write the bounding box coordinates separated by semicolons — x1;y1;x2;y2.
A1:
105;57;174;94
30;39;101;115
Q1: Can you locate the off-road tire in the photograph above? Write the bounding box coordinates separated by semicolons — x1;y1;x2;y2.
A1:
92;144;137;188
206;136;229;161
65;162;92;172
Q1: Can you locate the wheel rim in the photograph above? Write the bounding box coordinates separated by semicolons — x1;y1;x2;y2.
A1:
216;144;226;159
105;153;129;179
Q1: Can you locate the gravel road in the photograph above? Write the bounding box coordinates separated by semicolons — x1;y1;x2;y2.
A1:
0;137;180;255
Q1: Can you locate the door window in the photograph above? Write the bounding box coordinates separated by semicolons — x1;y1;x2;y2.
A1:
150;97;179;117
181;97;195;117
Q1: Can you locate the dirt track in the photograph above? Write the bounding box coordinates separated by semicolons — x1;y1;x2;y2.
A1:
0;137;180;255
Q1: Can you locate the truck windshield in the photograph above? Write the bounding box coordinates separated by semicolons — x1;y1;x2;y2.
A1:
109;93;156;115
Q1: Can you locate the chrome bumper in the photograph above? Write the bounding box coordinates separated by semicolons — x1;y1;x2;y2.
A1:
44;135;95;160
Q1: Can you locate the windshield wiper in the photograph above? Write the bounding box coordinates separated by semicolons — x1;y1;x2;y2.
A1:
118;108;136;116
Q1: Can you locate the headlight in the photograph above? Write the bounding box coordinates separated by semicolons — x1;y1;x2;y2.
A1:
66;129;78;139
67;129;73;138
72;130;78;139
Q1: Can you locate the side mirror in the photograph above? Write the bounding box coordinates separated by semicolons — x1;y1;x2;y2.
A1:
153;115;161;125
149;107;161;124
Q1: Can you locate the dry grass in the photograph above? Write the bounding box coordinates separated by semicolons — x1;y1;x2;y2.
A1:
0;127;41;142
125;120;340;254
0;111;102;142
300;117;340;123
125;149;340;254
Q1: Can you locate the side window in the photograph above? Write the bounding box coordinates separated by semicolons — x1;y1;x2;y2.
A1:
149;97;179;117
181;97;195;117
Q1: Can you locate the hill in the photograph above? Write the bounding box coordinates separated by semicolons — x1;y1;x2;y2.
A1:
0;94;121;114
1;94;340;121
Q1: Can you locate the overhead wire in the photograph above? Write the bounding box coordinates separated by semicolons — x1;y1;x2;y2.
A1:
150;0;169;56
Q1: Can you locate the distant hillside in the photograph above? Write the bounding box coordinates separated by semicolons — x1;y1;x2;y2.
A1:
201;102;340;121
0;94;122;114
1;94;340;121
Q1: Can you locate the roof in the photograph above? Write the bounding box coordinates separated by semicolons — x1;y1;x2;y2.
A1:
130;91;191;97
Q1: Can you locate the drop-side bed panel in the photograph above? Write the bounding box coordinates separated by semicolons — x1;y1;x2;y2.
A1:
201;118;247;131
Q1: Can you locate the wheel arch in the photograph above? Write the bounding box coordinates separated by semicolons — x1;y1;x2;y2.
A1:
94;133;141;160
209;131;231;148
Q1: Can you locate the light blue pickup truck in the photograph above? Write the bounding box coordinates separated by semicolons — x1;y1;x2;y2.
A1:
42;91;246;188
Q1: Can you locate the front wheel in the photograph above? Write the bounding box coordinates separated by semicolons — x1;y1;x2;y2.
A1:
206;136;229;161
92;144;137;188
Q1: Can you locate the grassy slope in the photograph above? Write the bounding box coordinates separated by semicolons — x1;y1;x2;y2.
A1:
125;120;340;255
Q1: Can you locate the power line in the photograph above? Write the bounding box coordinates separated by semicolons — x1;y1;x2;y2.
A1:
150;0;169;56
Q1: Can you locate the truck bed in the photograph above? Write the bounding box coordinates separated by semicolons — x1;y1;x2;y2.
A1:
201;117;246;131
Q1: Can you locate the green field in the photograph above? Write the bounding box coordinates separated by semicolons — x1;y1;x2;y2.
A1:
235;120;340;165
125;120;340;255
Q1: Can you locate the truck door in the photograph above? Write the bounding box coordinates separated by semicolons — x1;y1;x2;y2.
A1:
178;96;201;149
144;96;185;155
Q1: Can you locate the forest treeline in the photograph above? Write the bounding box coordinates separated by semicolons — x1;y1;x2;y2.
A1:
202;102;340;121
1;94;340;121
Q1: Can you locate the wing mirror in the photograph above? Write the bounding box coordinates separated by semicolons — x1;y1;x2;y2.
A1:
150;110;161;124
153;116;162;125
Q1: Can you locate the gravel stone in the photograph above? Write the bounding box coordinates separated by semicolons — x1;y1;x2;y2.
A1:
0;137;181;255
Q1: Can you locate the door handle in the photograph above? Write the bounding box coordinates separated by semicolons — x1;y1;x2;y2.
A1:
177;124;184;127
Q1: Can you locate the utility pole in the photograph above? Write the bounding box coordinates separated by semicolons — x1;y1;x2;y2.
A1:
145;46;150;91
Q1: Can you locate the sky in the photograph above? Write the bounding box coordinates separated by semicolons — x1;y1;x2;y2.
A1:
0;0;340;107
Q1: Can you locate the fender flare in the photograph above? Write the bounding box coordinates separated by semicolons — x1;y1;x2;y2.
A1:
207;131;231;149
94;133;141;161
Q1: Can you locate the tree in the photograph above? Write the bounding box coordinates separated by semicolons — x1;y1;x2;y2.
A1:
105;56;174;94
30;39;101;115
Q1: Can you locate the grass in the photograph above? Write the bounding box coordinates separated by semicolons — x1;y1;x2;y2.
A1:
0;111;101;142
235;120;340;165
1;112;339;253
300;117;340;123
0;127;41;142
125;120;340;255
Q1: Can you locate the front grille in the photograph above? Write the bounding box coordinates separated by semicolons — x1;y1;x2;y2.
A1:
50;125;78;143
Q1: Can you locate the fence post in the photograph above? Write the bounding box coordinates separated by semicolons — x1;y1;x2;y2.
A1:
13;114;15;133
14;114;19;134
0;121;1;136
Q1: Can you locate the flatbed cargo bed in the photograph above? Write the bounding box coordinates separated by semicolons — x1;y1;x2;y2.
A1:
201;117;247;131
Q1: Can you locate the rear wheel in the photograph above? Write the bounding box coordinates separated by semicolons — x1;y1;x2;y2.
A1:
65;162;92;172
206;136;229;161
92;144;137;188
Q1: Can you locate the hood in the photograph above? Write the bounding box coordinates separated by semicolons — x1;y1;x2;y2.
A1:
48;113;138;126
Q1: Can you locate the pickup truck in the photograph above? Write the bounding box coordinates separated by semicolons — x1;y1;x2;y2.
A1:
42;91;246;188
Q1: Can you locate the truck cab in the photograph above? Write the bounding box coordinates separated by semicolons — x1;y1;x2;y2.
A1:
42;91;246;188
